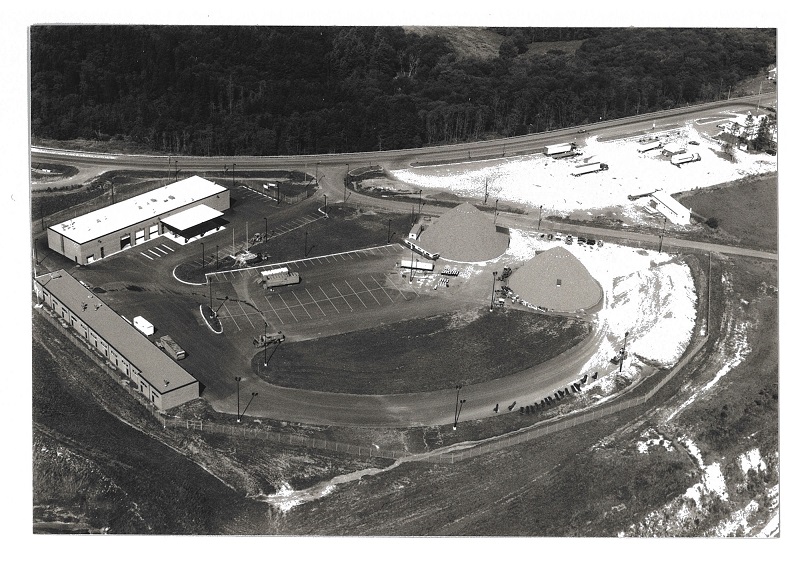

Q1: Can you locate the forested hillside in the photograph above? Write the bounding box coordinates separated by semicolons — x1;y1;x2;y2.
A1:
30;27;775;156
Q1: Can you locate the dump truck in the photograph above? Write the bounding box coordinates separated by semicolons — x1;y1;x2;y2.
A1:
157;335;186;360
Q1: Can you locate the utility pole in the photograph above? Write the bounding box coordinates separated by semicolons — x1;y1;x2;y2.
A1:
538;205;543;231
494;199;499;224
484;178;488;204
201;242;205;274
264;217;268;244
658;218;667;253
232;163;236;187
216;245;219;270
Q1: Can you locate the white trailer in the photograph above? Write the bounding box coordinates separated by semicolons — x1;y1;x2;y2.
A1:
671;153;701;166
400;259;435;271
637;140;662;153
544;143;575;156
133;315;154;336
572;162;608;176
261;266;289;277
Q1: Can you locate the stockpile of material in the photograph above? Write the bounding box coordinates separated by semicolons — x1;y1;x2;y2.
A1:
509;246;603;313
417;203;509;262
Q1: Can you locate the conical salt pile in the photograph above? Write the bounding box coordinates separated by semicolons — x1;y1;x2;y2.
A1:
417;203;509;262
509;246;603;313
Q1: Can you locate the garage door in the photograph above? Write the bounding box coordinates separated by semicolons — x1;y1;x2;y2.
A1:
135;229;145;244
149;224;159;237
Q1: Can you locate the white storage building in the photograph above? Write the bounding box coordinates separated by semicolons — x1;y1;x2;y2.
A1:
47;175;229;265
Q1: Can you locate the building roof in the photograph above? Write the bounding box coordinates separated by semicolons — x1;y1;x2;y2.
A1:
509;246;603;313
417;203;509;262
35;270;198;393
49;176;227;244
161;204;224;232
651;189;690;218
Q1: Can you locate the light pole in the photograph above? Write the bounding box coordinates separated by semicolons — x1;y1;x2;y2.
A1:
241;392;258;421
619;331;630;373
234;376;242;422
494;199;499;224
659;218;667;253
216;245;219;270
316;162;319;185
324;194;327;215
387;220;393;243
214;296;229;317
490;271;498;310
538;205;543;230
484;178;488;204
453;384;463;430
418;190;423;215
201;242;205;274
264;217;268;244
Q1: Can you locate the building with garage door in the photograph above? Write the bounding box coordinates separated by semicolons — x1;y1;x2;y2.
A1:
47;175;229;264
34;269;200;410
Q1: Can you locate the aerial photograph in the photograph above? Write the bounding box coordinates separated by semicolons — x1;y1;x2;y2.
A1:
23;16;782;549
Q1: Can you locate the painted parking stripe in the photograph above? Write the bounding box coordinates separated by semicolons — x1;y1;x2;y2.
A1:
238;301;257;329
318;286;340;314
385;274;413;299
148;250;162;257
331;283;354;311
140;252;154;260
306;288;327;316
291;291;314;319
344;280;369;308
161;244;175;252
151;247;168;255
359;278;383;304
278;293;300;322
264;295;285;325
370;275;396;303
222;302;241;331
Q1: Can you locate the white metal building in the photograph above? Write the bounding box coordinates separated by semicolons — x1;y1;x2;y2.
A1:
47;175;230;264
648;189;692;226
34;269;200;410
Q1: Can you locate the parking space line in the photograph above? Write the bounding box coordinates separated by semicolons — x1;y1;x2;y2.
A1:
151;247;167;255
305;288;327;316
370;275;395;303
222;302;241;331
263;295;285;325
161;244;175;252
238;301;257;329
140;252;154;260
318;286;340;314
359;278;382;304
331;283;354;311
385;275;412;300
148;250;161;257
344;280;369;308
278;293;300;322
291;291;314;319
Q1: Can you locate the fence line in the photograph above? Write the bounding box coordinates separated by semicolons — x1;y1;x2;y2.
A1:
34;262;712;466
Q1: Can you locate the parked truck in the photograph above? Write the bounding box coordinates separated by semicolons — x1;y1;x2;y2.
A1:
544;142;577;156
260;268;301;288
571;162;609;176
133;315;154;336
157;335;186;360
670;152;701;166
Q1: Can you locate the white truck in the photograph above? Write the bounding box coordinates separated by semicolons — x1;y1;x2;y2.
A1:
571;162;609;176
133;316;154;336
544;143;576;156
671;153;701;166
400;259;435;271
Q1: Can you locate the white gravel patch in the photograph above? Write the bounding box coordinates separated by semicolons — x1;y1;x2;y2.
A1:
390;119;776;221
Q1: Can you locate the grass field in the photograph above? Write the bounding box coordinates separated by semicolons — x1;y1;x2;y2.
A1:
258;307;590;394
675;173;777;251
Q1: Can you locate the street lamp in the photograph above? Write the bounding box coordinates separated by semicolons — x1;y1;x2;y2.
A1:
453;384;463;430
490;271;498;310
324;194;327;215
494;199;499;224
619;331;630;373
216;245;219;270
201;242;205;274
241;392;258;421
234;376;242;422
659;217;667;253
538;205;543;231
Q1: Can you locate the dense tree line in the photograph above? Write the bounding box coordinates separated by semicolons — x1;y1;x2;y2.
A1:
30;26;775;156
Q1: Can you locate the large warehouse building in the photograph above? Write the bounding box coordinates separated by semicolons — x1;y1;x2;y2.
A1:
34;269;200;410
47;175;230;264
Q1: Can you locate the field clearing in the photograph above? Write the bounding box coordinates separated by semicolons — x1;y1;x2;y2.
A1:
675;173;777;251
260;308;590;394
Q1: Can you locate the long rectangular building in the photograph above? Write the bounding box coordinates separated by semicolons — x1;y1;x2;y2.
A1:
47;175;230;265
34;269;200;410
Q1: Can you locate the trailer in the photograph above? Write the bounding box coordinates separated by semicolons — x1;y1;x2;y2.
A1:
637;140;662;153
401;238;440;260
400;259;435;271
571;162;609;176
551;149;584;159
261;271;301;288
157;335;186;360
544;143;576;156
133;316;154;336
260;266;289;277
671;153;701;166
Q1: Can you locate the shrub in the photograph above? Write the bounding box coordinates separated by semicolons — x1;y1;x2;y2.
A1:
706;217;719;229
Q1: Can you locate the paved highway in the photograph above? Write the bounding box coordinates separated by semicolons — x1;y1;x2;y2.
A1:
31;94;777;426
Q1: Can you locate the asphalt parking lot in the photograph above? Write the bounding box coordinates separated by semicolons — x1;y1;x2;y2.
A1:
211;244;420;329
